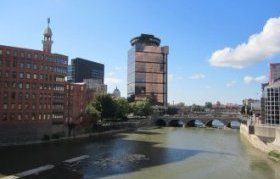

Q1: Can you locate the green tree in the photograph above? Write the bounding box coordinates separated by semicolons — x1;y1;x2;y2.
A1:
205;102;212;109
130;99;152;116
92;93;116;119
114;97;130;119
85;104;101;120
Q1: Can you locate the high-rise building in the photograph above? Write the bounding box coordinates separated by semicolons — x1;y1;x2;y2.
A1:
127;34;168;107
263;81;280;125
68;58;104;83
0;19;68;142
269;63;280;83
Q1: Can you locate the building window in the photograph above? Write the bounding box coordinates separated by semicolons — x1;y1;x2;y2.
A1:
26;63;31;69
12;60;17;67
33;74;37;79
26;73;30;79
31;114;35;120
26;83;30;89
32;104;35;110
0;49;2;55
3;103;8;110
18;114;22;120
13;51;18;57
34;54;38;59
18;92;23;99
11;103;15;109
33;64;37;70
20;51;24;58
20;63;24;68
6;50;10;55
12;71;17;78
12;82;16;88
19;72;24;78
18;83;22;89
32;93;36;99
18;104;22;110
25;93;30;99
11;92;16;99
27;53;31;59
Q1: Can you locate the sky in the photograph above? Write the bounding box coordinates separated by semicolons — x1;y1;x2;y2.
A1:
1;0;280;105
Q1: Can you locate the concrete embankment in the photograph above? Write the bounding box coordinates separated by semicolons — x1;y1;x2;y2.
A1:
240;123;270;153
240;123;280;153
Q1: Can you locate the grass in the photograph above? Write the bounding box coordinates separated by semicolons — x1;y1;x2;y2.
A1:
268;150;280;162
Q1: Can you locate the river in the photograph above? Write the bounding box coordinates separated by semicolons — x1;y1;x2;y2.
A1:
0;127;279;179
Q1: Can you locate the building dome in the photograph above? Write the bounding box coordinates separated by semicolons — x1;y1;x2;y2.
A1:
113;87;121;97
43;26;52;37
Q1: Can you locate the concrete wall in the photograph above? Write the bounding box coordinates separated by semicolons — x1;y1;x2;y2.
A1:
254;125;276;138
273;127;280;147
0;122;66;145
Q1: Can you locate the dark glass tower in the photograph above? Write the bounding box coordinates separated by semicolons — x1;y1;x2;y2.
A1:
68;58;104;83
127;34;168;107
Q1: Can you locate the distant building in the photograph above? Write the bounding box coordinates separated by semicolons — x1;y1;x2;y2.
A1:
127;34;168;107
68;58;104;83
83;78;107;93
0;18;68;123
65;82;94;125
270;63;280;83
112;86;121;97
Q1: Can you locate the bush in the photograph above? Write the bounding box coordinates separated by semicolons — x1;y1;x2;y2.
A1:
51;132;65;139
42;134;50;141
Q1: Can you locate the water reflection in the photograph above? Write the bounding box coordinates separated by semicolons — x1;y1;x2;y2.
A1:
0;127;278;179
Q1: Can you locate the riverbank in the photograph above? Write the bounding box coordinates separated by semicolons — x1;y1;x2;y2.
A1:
240;123;280;154
0;119;153;147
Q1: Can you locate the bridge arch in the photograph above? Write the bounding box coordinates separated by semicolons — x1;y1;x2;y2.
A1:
186;119;204;127
168;119;185;127
226;120;241;128
155;119;167;126
205;119;225;128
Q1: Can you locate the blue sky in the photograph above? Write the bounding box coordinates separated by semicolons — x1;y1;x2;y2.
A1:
1;0;280;105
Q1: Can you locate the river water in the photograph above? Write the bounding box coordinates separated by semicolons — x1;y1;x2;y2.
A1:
0;127;279;179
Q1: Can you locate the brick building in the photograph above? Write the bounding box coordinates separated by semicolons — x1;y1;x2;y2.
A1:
0;19;68;142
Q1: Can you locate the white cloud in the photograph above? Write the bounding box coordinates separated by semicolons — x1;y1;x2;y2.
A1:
189;73;206;79
226;80;236;87
243;75;267;84
105;77;122;85
209;17;280;69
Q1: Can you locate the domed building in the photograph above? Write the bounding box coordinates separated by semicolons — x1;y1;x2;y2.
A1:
113;86;121;97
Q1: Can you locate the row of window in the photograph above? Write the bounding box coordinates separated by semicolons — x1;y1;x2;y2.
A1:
1;103;63;110
0;59;67;74
1;91;56;101
0;71;65;82
0;48;67;64
1;113;53;121
0;82;65;91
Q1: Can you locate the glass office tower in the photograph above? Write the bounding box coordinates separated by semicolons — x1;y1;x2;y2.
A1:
127;34;169;107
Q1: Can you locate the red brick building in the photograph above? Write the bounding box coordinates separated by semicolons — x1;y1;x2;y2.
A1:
65;82;95;125
0;19;68;142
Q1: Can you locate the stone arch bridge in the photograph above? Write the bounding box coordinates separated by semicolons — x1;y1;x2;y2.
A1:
153;115;243;128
